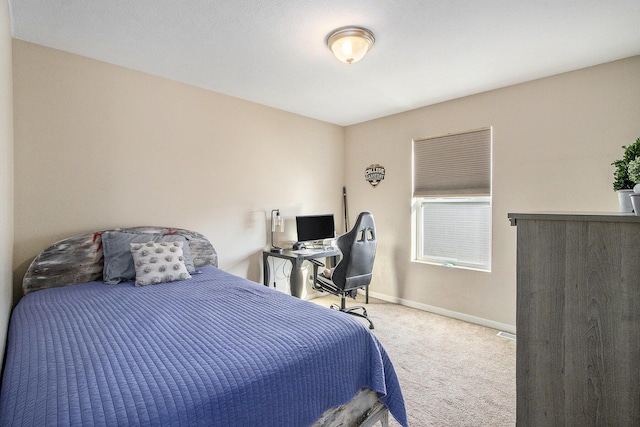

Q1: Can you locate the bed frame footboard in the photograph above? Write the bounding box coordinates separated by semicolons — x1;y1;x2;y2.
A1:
312;388;389;427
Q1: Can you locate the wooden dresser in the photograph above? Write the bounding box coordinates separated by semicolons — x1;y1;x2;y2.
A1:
508;212;640;426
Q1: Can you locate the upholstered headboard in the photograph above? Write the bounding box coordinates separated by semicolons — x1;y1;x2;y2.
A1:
23;226;218;295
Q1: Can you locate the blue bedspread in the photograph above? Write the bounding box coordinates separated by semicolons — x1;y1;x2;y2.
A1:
0;266;407;426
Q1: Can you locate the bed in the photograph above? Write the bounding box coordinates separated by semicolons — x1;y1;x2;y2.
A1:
0;227;408;427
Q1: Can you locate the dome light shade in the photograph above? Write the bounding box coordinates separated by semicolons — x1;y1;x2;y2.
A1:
327;27;375;64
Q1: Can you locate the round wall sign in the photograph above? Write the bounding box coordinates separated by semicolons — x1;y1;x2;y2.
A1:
365;164;385;187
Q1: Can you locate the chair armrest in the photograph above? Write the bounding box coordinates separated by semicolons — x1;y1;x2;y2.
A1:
308;259;325;268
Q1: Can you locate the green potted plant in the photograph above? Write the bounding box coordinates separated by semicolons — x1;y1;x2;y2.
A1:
612;136;640;212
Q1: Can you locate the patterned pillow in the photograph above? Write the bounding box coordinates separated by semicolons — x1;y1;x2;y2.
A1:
130;241;191;286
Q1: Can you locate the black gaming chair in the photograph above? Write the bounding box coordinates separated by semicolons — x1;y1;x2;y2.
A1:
310;212;377;329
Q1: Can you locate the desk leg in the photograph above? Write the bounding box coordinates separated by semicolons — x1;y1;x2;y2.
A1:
263;252;270;287
289;258;305;298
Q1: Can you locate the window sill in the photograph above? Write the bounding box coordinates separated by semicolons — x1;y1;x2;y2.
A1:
411;258;491;273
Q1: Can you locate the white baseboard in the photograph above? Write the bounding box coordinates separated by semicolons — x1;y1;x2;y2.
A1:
365;290;516;335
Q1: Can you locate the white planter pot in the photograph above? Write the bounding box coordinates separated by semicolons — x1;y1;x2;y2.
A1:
617;189;634;212
630;194;640;215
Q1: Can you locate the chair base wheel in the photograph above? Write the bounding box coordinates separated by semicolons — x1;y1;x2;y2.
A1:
330;304;374;329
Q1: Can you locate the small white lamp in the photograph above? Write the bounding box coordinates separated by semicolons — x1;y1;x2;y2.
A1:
270;209;285;253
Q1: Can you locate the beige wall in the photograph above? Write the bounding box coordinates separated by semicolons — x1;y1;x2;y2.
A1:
345;56;640;330
11;36;640;333
0;0;14;366
12;40;344;298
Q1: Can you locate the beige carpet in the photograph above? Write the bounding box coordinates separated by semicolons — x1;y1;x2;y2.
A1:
311;295;516;427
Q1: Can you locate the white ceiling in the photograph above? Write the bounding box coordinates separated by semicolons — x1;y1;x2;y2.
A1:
8;0;640;126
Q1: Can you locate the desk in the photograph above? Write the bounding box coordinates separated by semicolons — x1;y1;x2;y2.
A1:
263;248;341;298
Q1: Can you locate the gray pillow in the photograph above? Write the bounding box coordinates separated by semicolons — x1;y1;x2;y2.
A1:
102;231;196;284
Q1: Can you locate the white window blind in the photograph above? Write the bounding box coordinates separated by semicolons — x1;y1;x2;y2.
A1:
413;128;491;197
419;198;491;269
412;127;492;271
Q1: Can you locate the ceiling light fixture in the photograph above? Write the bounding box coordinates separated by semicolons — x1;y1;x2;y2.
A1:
326;26;375;64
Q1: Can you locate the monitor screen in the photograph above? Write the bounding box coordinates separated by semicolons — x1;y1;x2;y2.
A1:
296;214;335;243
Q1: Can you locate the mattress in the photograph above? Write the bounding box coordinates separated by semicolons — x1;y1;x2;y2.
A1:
0;265;407;426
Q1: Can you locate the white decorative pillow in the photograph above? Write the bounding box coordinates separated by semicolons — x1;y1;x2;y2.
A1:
130;241;191;286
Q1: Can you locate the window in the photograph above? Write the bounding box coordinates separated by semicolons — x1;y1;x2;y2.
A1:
412;128;492;271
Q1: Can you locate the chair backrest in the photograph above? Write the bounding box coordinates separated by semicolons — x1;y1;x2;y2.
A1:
331;212;377;291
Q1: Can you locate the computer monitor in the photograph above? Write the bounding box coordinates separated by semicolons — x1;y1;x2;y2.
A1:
295;214;335;244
